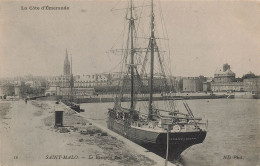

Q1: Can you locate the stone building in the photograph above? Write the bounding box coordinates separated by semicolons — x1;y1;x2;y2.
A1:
211;64;243;92
183;77;203;92
203;82;211;92
211;82;243;92
243;78;260;92
213;63;236;83
74;74;108;88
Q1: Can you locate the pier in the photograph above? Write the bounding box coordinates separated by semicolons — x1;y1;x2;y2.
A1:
0;100;175;166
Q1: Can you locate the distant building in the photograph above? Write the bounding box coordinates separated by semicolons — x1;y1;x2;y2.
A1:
213;63;236;83
211;82;243;92
183;77;203;92
45;86;60;96
0;87;4;99
47;50;73;88
211;64;243;92
60;87;95;97
24;80;41;88
45;50;99;97
243;78;260;92
45;86;95;97
48;74;109;89
103;72;125;86
74;74;108;88
14;86;21;97
203;82;211;92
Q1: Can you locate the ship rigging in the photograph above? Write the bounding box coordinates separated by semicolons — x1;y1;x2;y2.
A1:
107;0;208;159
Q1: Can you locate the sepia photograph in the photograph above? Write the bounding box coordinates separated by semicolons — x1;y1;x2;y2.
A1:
0;0;259;166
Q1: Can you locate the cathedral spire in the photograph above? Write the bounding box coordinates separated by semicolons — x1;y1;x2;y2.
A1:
64;49;71;76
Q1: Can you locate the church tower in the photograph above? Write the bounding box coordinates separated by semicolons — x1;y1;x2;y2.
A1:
63;49;71;76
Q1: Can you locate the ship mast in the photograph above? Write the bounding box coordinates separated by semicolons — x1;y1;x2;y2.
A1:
70;56;74;102
148;0;155;120
130;0;135;110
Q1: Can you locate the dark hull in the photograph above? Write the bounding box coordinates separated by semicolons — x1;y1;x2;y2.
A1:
107;117;206;158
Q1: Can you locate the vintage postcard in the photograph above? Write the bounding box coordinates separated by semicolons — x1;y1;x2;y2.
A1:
0;0;259;166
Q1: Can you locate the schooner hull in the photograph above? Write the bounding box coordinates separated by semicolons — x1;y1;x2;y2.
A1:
107;117;207;158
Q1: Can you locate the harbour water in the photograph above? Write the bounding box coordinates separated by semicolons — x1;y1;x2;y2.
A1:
81;99;260;166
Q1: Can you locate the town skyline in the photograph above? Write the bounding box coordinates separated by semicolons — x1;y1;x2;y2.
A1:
1;1;260;78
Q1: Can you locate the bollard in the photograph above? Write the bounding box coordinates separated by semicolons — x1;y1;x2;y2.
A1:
55;111;64;127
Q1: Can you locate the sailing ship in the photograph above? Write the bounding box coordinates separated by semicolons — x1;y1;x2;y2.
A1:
107;0;207;158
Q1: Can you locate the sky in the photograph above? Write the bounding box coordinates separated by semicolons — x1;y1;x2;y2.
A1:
0;0;260;78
